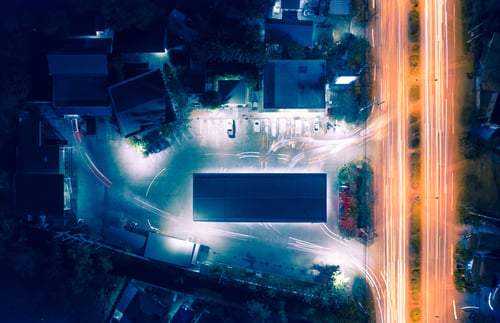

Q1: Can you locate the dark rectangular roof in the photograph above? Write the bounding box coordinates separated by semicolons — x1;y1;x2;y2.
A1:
57;37;112;54
113;22;166;53
108;69;175;137
48;54;108;75
329;0;352;15
14;173;64;217
193;173;327;222
264;60;326;109
218;79;247;105
265;19;313;47
144;233;195;267
54;75;109;106
17;114;61;174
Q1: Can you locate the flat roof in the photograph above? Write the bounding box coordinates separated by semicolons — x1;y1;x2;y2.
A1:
144;233;195;268
14;173;64;217
193;173;327;222
264;60;326;109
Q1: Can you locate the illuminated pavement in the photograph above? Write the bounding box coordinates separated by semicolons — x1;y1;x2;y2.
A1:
421;0;465;320
68;109;374;283
371;0;411;321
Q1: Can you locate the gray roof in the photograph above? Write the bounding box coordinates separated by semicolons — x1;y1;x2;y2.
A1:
54;75;109;107
144;233;195;267
14;173;64;217
264;60;326;109
48;54;108;75
193;173;327;222
218;79;247;105
265;19;313;47
108;69;175;137
329;0;351;15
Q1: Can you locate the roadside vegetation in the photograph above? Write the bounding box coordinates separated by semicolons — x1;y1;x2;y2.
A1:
337;160;374;240
409;199;422;320
207;262;375;322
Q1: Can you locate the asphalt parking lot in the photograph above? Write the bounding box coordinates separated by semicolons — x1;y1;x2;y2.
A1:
70;108;368;281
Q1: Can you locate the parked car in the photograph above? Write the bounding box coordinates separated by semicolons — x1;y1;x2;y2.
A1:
263;119;270;134
253;120;261;133
294;119;302;136
271;119;277;137
279;118;287;135
226;119;235;138
313;118;320;133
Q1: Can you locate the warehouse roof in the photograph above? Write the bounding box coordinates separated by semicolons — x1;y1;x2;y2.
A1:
193;173;327;222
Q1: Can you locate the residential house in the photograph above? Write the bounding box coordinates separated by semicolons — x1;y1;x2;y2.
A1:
14;107;71;228
47;36;112;116
110;280;168;322
263;59;326;110
108;69;176;138
265;18;314;47
112;20;168;72
329;0;352;16
217;79;248;107
167;9;198;50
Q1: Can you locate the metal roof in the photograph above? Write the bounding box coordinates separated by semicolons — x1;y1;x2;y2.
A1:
108;69;175;137
265;19;313;47
264;60;326;109
47;54;108;76
14;173;64;217
193;173;327;222
144;233;195;267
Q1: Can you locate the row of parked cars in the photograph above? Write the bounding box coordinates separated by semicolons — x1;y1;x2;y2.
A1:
225;118;322;138
252;118;321;137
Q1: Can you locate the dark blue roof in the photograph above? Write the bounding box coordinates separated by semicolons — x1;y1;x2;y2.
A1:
329;0;351;15
265;19;313;47
54;75;109;107
14;173;64;217
113;22;166;53
218;79;247;105
108;69;176;137
264;60;326;109
193;173;327;222
48;54;108;75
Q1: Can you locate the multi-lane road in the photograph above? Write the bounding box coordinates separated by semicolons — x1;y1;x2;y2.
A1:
421;0;464;320
372;0;464;321
371;0;410;321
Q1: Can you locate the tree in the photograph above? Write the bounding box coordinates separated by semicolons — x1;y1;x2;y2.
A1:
201;91;222;109
246;299;271;321
100;0;163;32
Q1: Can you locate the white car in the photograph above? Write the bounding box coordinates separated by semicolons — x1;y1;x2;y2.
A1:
263;119;270;134
253;120;261;133
313;118;320;133
270;119;277;137
303;120;311;136
226;119;235;138
279;118;287;135
294;119;302;136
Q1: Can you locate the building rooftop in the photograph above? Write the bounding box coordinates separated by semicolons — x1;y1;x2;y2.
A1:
14;173;64;218
218;79;247;106
265;19;314;47
113;21;167;53
193;173;327;222
264;59;326;109
108;69;176;137
329;0;351;15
